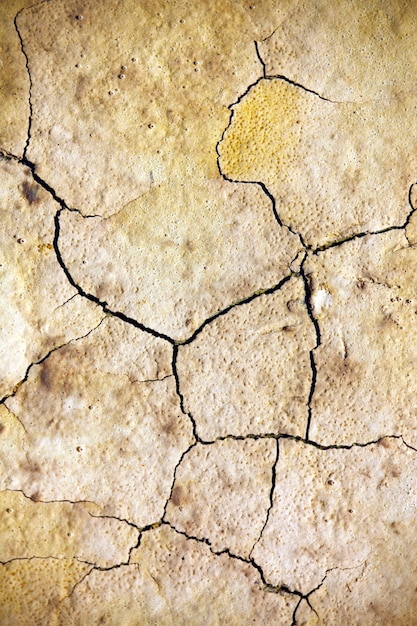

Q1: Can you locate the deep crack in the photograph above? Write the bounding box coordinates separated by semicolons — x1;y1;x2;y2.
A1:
299;256;321;441
163;520;303;602
172;345;201;440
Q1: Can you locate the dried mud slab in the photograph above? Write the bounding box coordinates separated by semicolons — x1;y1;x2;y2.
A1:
0;158;104;399
58;183;301;341
58;525;298;625
0;490;137;568
4;317;193;525
305;230;417;446
218;78;416;248
165;438;277;558
177;277;315;439
253;438;417;617
258;0;417;102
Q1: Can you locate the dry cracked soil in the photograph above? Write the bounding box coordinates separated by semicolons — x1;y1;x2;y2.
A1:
1;1;417;624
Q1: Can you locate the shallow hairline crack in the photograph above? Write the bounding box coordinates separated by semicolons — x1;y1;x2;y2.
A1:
127;373;173;384
161;441;198;521
87;516;143;568
0;405;28;433
0;317;106;405
249;438;279;559
1;487;99;507
53;292;78;310
61;565;96;601
87;512;140;532
254;40;266;78
1;320;171;407
0;555;91;566
400;436;417;452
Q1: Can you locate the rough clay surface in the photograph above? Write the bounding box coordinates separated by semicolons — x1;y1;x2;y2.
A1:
2;0;417;624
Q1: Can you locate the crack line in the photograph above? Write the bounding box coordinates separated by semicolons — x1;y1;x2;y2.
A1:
0;317;105;405
264;74;334;102
195;432;405;451
254;40;266;78
250;438;279;558
52;206;176;345
215;94;306;248
161;441;197;520
299;255;321;441
172;345;201;439
163;520;303;601
14;8;33;158
14;155;177;345
0;487;99;507
179;273;295;346
313;185;417;255
292;561;367;625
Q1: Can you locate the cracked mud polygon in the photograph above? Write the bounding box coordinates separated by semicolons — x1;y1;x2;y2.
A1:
1;1;417;624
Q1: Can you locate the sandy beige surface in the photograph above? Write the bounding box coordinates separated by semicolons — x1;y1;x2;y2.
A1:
1;1;417;624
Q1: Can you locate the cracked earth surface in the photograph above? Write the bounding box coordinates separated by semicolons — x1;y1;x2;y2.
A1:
1;1;417;624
